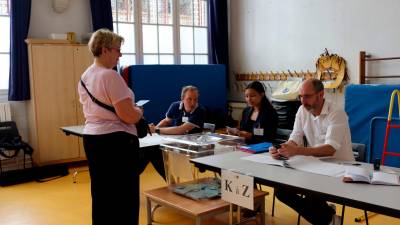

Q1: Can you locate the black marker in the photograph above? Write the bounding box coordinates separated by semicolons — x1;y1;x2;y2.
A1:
273;143;281;149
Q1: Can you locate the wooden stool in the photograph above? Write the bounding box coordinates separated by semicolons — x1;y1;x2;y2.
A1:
144;182;268;225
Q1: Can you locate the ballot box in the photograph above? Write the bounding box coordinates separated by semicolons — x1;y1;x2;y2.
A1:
160;133;243;185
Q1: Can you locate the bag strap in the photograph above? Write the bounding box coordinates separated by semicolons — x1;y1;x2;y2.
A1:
80;79;116;113
80;79;150;137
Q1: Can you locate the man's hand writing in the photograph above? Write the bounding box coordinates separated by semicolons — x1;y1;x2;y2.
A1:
276;143;299;158
269;146;281;159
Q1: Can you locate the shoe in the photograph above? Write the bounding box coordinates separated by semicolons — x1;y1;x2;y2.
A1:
329;214;342;225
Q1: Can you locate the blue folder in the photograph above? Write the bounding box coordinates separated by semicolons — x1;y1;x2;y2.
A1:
240;142;272;154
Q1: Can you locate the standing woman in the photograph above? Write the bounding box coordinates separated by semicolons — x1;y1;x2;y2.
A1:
229;81;278;144
78;29;143;225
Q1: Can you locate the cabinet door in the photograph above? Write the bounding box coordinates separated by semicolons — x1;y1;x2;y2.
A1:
73;46;93;124
73;46;93;158
31;45;80;163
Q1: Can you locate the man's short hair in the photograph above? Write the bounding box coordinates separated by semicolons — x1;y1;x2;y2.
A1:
310;78;324;93
181;85;199;99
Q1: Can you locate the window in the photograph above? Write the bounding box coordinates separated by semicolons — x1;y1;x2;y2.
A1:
0;0;10;90
112;0;208;66
179;0;208;64
112;0;136;66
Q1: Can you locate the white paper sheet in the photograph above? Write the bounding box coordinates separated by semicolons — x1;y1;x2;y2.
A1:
241;154;345;177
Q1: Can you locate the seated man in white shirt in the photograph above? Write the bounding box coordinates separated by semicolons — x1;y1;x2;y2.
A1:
269;78;354;225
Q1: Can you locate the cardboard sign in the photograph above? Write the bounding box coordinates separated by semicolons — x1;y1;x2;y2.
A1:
221;169;254;210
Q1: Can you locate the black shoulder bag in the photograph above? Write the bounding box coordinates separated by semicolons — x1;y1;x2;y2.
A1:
80;79;150;138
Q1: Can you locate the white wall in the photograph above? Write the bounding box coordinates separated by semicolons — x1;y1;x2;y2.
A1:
29;0;92;41
9;0;92;142
228;0;400;103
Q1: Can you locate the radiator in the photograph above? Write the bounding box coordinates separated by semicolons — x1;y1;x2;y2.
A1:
0;102;11;122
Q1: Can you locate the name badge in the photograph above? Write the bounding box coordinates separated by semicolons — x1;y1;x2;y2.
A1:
253;127;264;136
182;116;189;123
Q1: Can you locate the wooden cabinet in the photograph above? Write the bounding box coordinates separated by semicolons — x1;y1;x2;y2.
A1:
26;39;92;165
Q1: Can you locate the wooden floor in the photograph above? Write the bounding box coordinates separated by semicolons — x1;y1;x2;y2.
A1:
0;164;399;225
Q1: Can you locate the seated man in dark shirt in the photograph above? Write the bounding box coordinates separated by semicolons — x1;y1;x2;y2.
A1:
149;85;205;135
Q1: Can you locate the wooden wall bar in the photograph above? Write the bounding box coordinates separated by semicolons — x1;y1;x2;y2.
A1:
359;51;400;84
234;70;316;81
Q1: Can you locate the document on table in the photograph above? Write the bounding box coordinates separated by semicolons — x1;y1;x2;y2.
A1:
241;154;345;177
140;134;167;147
343;166;400;185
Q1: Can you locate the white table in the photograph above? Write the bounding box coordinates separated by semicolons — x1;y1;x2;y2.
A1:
60;125;170;148
191;151;400;219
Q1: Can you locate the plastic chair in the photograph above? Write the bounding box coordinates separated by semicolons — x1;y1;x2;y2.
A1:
274;128;293;143
352;143;367;163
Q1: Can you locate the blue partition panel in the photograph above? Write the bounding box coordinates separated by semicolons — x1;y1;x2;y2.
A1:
369;117;400;167
128;65;227;126
344;84;400;153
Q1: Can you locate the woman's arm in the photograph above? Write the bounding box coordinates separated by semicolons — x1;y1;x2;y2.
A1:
157;122;197;135
114;98;143;124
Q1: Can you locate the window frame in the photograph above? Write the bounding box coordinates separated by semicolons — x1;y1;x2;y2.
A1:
112;0;208;65
0;0;10;92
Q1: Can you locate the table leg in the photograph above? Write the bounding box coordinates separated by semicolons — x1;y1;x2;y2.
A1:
237;205;241;223
229;204;234;225
146;196;152;225
260;198;266;225
195;217;201;225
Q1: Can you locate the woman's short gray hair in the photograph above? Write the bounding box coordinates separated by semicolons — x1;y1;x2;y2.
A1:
88;29;124;57
181;85;199;99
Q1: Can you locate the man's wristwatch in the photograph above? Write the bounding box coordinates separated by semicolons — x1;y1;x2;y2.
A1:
155;128;160;134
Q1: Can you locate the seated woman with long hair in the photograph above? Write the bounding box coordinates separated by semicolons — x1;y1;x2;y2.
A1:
228;81;278;144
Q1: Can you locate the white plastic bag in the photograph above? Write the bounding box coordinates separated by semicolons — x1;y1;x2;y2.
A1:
272;79;302;101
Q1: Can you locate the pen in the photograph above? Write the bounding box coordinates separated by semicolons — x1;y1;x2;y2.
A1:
340;162;361;166
147;125;152;136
